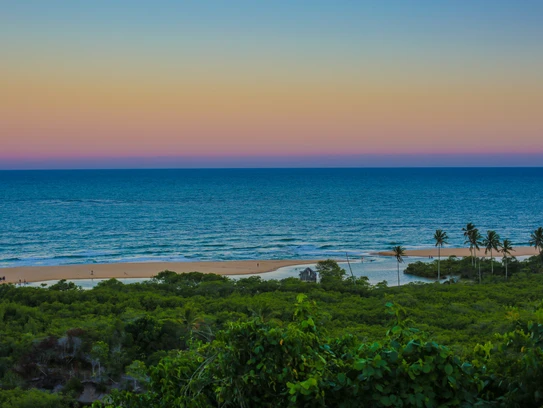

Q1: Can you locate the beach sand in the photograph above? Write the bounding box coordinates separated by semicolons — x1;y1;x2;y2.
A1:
376;246;539;258
2;247;540;284
0;259;321;284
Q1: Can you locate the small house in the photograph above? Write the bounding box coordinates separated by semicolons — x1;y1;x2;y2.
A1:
299;267;317;283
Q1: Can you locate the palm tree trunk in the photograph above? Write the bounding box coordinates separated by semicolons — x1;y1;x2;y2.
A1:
491;249;493;275
505;257;508;280
437;245;441;280
397;262;400;286
478;258;481;283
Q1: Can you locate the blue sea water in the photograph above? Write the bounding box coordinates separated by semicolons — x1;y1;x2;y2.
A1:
1;168;542;268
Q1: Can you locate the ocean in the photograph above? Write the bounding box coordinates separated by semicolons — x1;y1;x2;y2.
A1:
1;168;542;268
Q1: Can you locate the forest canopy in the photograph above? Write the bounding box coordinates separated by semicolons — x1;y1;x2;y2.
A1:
0;258;542;407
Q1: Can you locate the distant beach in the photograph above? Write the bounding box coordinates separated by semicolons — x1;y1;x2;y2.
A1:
376;246;538;258
1;259;321;284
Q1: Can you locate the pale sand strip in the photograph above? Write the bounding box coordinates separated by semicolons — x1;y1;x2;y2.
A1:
0;260;322;284
376;246;538;258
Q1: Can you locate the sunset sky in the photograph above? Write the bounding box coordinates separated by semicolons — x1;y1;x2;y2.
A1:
1;1;542;168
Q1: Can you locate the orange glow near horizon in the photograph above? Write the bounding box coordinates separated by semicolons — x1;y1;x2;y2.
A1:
2;72;541;159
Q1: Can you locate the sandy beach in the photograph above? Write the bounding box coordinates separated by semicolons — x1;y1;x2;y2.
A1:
1;247;540;284
376;246;539;258
0;259;321;284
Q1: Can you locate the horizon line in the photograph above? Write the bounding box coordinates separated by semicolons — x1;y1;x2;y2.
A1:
2;166;543;172
2;152;543;170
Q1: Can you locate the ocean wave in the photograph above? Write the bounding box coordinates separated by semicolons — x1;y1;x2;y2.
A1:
198;243;228;248
52;254;86;259
0;257;22;262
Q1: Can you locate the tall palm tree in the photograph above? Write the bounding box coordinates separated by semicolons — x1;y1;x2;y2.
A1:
433;229;448;281
463;223;476;265
482;230;501;275
392;245;405;286
477;256;482;284
471;229;482;280
501;239;514;280
529;227;543;265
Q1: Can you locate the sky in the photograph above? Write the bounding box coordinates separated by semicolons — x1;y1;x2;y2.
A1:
1;1;542;169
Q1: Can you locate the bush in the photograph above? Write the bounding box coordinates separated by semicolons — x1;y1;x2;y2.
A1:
0;388;71;408
63;376;84;395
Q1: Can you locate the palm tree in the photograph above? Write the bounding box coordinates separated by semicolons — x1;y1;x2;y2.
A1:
501;239;514;280
478;256;484;284
182;305;203;336
433;229;448;281
392;245;405;286
462;223;476;265
529;227;543;265
482;230;501;275
471;229;482;281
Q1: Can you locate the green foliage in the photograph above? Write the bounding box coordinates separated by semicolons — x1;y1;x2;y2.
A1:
530;227;543;265
477;305;543;407
91;341;109;377
2;264;543;406
126;360;148;391
63;376;84;395
0;388;70;408
48;279;81;291
99;298;486;407
404;255;541;280
315;259;346;284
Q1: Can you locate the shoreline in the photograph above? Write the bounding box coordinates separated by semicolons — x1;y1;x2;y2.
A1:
0;259;321;284
375;246;538;258
1;246;539;285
